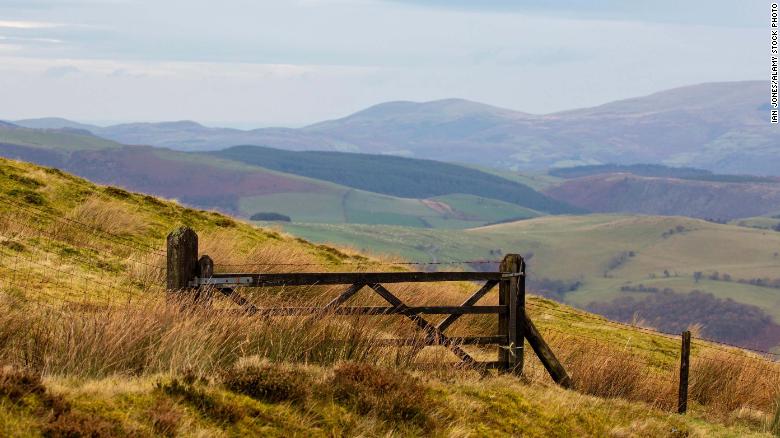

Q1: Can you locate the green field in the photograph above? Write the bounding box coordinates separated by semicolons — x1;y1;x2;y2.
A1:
283;215;780;321
242;189;544;229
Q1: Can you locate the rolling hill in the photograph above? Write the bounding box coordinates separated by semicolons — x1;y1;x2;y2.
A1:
0;125;567;227
15;81;778;175
211;145;580;214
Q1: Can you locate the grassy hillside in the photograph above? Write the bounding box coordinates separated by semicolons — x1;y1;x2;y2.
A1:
283;215;780;349
2;157;780;435
211;145;581;214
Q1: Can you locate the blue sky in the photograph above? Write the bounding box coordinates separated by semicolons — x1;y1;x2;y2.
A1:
0;0;767;127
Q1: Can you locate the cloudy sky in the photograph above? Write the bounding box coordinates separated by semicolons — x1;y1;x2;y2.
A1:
0;0;768;127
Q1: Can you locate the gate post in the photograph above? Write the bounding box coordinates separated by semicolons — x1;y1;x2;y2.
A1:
499;254;525;374
166;227;199;297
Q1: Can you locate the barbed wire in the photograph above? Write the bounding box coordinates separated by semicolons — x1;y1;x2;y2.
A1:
526;300;780;359
0;244;145;301
0;224;165;289
0;254;100;305
0;209;165;272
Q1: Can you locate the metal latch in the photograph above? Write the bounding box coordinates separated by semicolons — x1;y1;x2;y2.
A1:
188;277;254;287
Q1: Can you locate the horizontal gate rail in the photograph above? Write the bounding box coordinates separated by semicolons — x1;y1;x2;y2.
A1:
221;305;507;316
190;271;510;287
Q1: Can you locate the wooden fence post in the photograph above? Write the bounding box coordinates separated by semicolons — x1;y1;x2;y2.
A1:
166;227;198;296
678;330;691;414
499;254;524;374
196;255;214;303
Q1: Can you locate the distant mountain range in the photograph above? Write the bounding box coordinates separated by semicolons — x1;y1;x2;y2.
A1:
12;81;778;175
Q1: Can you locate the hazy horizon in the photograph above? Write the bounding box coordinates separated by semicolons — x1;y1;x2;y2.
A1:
0;0;768;126
5;79;763;129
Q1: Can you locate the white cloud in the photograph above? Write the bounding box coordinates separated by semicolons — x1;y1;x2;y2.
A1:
0;20;62;29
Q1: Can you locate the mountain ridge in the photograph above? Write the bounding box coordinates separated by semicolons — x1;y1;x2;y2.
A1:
11;80;778;174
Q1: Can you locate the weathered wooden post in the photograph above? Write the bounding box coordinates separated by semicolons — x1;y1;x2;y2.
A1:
196;255;214;303
166;227;199;297
499;254;524;374
678;330;691;414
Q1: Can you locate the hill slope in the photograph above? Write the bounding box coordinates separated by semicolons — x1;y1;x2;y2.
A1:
0;157;777;436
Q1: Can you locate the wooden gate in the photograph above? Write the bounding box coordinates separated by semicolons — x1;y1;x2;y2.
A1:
166;227;570;386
